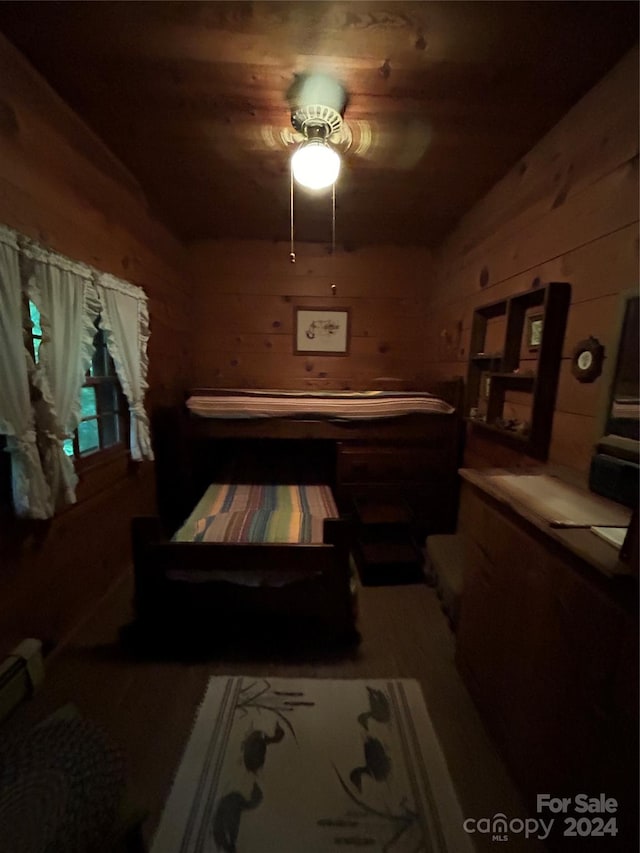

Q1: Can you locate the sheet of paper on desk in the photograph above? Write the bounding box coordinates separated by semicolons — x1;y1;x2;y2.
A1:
590;526;628;548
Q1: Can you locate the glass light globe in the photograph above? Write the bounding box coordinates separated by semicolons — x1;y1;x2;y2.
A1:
291;139;341;190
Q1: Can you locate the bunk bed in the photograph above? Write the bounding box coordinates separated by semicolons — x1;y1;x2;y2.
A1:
130;382;463;649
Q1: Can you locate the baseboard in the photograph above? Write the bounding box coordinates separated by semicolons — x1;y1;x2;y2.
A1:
0;638;44;723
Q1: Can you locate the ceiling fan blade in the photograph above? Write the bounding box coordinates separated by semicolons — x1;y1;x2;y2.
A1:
222;71;432;175
347;117;433;170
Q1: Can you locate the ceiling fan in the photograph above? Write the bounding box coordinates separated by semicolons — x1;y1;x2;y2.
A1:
255;71;432;182
285;72;348;189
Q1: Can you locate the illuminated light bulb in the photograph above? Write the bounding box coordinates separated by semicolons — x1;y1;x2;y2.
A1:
291;139;340;190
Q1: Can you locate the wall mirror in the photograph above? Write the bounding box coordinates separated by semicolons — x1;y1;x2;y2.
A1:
601;291;639;450
590;289;639;511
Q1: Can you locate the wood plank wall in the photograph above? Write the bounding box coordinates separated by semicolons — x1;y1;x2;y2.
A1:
0;34;191;654
1;35;635;653
187;240;434;390
424;47;639;474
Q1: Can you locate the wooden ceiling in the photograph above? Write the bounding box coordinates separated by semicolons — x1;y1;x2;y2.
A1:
0;1;637;248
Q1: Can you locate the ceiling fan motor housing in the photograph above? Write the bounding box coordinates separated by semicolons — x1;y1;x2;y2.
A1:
291;104;343;142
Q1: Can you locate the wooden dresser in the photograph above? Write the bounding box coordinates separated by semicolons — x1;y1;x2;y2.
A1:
336;439;459;538
456;469;637;851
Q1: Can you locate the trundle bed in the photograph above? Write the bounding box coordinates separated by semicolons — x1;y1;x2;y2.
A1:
131;383;463;648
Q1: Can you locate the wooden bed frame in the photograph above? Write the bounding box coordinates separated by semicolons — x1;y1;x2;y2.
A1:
130;380;464;650
131;514;355;650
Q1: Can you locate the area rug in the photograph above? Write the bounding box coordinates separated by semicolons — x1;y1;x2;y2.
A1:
151;676;473;853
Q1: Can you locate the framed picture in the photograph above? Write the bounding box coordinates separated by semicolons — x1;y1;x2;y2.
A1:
527;313;544;349
477;370;492;417
294;307;350;355
480;371;492;400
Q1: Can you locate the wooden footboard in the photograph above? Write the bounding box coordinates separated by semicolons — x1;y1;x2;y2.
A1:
130;516;356;649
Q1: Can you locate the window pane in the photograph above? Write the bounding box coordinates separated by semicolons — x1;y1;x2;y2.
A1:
91;333;102;375
101;413;120;448
80;386;97;418
96;380;118;415
90;345;103;377
29;301;42;337
91;329;110;377
78;419;99;454
33;337;42;363
62;438;75;458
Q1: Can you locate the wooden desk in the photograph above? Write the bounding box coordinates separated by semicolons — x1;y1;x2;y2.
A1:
459;467;633;578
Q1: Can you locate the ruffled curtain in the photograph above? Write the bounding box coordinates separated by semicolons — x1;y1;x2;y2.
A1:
0;226;51;518
0;223;153;517
22;243;100;511
95;273;154;461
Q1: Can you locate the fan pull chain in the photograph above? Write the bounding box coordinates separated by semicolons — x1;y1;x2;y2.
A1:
289;168;296;263
332;182;336;256
330;181;337;294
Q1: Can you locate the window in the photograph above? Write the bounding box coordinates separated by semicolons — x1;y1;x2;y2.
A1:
28;301;127;461
29;298;43;362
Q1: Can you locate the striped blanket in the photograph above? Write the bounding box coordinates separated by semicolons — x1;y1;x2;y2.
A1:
173;484;338;544
186;389;454;420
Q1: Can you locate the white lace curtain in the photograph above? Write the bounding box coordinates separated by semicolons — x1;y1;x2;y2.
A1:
96;274;153;461
0;224;153;519
23;244;101;512
0;226;51;518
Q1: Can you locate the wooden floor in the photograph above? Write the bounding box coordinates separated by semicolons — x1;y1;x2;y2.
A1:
5;570;546;853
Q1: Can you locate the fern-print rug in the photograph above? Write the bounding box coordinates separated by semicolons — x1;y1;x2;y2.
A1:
150;677;473;853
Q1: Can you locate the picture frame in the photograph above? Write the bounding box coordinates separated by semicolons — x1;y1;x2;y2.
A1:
294;307;350;355
527;313;544;349
476;370;492;418
480;371;492;400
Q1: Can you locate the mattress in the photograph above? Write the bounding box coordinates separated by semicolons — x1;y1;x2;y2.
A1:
186;388;454;420
173;483;338;544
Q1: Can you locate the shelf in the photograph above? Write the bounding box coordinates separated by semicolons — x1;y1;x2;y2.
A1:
510;288;546;310
466;282;571;460
467;418;530;446
488;373;536;389
489;372;534;380
470;353;503;362
475;301;509;320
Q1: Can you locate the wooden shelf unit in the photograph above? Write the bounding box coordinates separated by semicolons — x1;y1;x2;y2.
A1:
466;282;571;460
